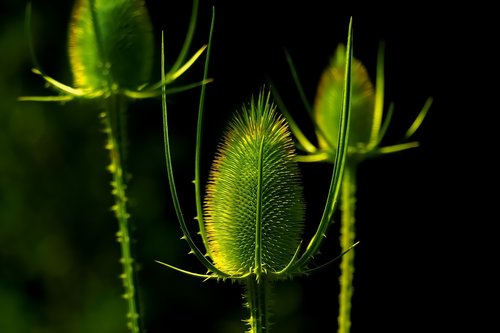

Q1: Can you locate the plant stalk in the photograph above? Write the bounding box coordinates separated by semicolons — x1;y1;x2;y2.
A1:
338;163;357;333
102;94;140;333
244;276;271;333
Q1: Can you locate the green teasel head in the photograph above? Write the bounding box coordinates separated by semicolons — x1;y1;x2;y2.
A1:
157;17;356;282
68;0;154;91
314;44;375;155
20;0;209;102
272;39;432;165
313;43;432;163
204;91;305;277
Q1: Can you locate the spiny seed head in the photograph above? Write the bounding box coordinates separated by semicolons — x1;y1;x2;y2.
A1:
68;0;154;91
314;43;375;152
204;89;305;276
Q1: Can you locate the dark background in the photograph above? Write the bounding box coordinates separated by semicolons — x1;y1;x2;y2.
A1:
1;1;482;332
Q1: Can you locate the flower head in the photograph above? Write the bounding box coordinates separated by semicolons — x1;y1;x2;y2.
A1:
274;42;433;165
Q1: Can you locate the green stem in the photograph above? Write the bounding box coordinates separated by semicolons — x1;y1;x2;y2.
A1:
244;277;271;333
338;163;357;333
101;94;140;333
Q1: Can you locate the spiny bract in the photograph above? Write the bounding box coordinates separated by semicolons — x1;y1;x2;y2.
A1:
204;91;305;277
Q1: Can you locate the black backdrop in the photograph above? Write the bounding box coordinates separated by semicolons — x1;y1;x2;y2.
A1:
0;1;480;332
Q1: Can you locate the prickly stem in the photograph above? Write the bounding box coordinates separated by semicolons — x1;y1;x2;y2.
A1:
244;276;271;333
338;163;357;333
102;94;140;333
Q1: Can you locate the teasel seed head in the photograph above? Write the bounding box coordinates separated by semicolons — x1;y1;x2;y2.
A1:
314;43;375;154
204;89;305;278
68;0;154;91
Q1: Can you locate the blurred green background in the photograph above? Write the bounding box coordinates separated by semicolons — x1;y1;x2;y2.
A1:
1;1;471;332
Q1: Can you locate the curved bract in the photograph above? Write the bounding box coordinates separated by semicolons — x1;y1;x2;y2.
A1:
204;92;305;277
69;0;154;91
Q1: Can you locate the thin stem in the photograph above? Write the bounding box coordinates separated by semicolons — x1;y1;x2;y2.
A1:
337;163;357;333
244;276;271;333
101;94;140;333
